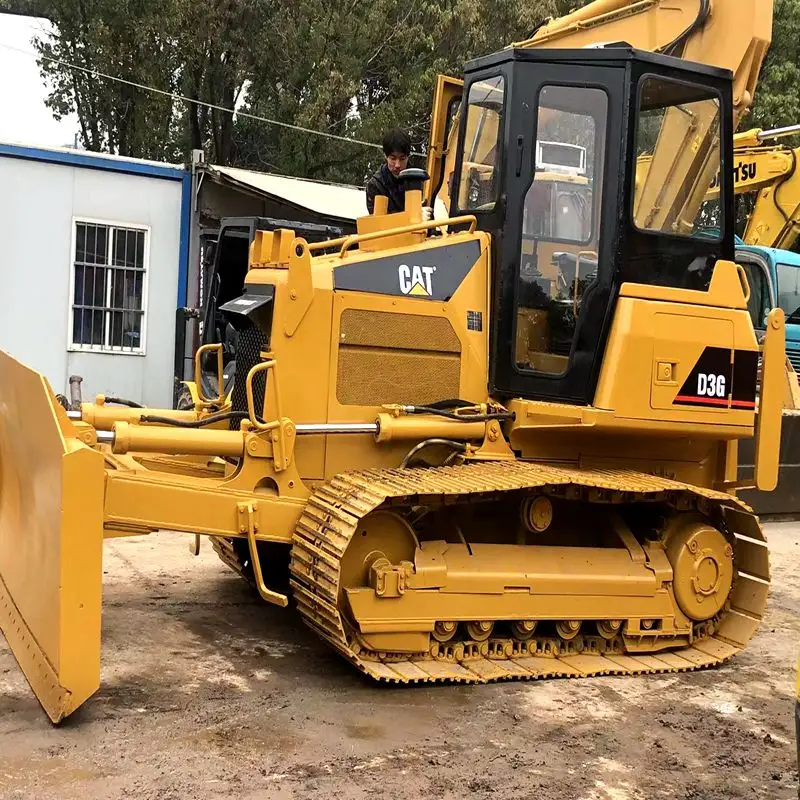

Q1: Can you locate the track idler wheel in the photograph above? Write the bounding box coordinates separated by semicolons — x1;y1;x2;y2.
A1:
340;510;417;597
663;515;733;622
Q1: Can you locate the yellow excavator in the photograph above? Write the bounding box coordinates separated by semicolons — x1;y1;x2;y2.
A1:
0;0;783;725
716;124;800;250
636;122;800;250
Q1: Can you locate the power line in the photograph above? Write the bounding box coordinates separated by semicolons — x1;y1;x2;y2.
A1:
0;40;426;156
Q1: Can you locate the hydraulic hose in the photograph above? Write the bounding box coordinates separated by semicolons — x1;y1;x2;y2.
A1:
402;404;515;423
662;0;711;57
400;439;468;469
139;411;253;428
103;396;145;409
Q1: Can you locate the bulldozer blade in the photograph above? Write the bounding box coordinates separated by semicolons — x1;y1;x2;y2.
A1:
0;351;105;723
738;412;800;519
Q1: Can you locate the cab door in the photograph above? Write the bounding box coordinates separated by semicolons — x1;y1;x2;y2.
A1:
425;74;464;216
482;63;625;404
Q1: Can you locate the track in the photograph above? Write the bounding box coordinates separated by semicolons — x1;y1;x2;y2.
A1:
286;461;771;684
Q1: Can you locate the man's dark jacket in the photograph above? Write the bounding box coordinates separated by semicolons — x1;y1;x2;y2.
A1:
365;163;406;214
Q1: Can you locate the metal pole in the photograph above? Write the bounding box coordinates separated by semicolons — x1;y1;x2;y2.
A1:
295;423;378;435
68;375;83;410
758;124;800;141
86;421;379;446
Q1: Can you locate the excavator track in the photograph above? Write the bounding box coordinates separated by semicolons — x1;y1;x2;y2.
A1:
288;461;771;685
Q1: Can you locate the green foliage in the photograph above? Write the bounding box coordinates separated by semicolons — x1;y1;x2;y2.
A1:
0;1;50;14
748;0;800;139
233;0;575;183
27;0;800;185
28;0;578;177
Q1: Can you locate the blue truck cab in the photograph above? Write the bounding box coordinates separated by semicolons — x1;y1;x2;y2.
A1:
735;240;800;364
734;240;800;518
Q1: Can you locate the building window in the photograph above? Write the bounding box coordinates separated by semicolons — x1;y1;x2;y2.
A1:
71;220;148;353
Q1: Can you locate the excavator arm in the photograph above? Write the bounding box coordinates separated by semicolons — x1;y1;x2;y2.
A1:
736;130;800;250
635;125;800;246
427;0;773;233
632;122;800;251
703;127;800;250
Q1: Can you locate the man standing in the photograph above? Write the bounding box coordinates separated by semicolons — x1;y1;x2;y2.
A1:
365;128;411;214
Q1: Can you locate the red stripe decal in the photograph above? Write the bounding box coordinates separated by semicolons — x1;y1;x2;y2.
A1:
674;395;729;407
731;400;756;409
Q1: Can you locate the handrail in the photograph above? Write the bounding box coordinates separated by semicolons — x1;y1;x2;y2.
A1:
337;215;478;258
307;235;352;253
245;359;282;432
194;343;225;406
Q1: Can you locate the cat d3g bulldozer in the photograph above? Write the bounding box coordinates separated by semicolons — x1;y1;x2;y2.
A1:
0;0;785;725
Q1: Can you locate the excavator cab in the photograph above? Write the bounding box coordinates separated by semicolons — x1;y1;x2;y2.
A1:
444;47;734;405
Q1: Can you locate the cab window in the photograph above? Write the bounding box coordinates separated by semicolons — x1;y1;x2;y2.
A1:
777;262;800;324
633;77;721;239
515;85;608;376
738;259;772;331
457;75;505;212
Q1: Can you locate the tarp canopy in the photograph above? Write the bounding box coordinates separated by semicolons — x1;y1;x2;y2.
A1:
209;164;366;224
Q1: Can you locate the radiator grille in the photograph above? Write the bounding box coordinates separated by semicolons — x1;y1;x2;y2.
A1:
788;350;800;375
230;325;270;429
337;309;461;406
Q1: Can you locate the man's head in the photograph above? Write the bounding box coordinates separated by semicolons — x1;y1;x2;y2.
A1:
382;128;411;177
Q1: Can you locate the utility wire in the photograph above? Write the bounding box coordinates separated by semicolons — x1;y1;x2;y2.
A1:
0;40;426;156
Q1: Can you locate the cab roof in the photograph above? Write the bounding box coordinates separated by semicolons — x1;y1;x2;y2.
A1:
463;45;734;83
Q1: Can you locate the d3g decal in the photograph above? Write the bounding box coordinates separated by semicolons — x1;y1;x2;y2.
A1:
696;372;726;399
673;346;757;410
398;264;436;297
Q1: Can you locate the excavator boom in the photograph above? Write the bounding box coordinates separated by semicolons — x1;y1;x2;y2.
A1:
512;0;770;127
427;0;773;234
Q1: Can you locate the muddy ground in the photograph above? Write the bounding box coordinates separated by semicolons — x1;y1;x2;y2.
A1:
1;522;798;800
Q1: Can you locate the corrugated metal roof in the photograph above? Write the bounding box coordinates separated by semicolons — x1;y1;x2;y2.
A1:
211;165;366;222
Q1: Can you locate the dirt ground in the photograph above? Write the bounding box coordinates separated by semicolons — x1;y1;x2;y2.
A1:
1;523;798;800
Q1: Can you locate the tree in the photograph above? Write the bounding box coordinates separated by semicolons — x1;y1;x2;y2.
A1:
31;0;183;160
26;0;577;175
747;0;800;136
0;1;51;14
27;0;269;163
233;0;579;182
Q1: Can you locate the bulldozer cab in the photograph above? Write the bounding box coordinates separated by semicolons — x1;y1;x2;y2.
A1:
446;47;735;405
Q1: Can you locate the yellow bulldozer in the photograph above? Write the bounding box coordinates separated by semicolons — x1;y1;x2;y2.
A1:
0;0;785;724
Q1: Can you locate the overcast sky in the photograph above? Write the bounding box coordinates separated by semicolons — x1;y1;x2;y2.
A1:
0;14;79;148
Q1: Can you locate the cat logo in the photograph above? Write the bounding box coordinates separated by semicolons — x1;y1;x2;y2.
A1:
398;264;436;297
